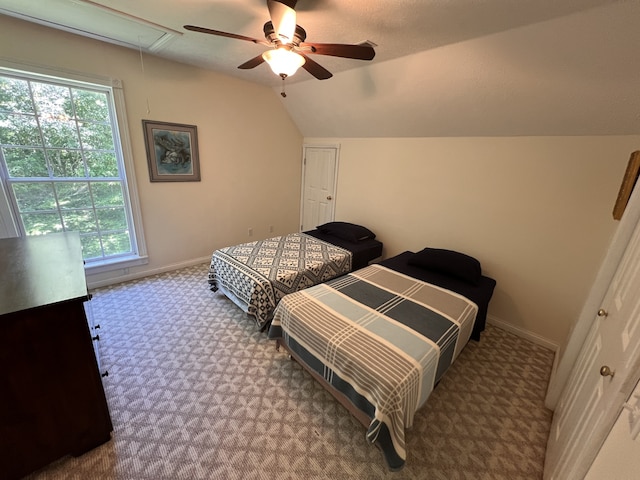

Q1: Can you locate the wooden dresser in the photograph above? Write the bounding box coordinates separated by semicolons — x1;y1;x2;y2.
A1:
0;232;113;480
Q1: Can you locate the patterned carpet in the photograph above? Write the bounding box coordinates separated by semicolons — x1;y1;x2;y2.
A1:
24;264;554;480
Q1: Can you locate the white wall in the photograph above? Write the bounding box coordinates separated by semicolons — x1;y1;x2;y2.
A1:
306;136;640;347
0;16;304;285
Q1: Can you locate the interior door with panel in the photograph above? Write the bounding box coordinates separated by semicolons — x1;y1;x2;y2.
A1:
300;145;338;231
544;217;640;479
584;377;640;479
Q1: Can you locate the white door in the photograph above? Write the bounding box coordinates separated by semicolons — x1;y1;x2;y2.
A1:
584;377;640;480
300;145;338;231
544;217;640;480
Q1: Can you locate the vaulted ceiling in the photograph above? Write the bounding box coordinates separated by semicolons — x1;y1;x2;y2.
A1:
1;0;638;137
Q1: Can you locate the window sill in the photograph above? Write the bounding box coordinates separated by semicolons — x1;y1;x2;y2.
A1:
84;254;149;275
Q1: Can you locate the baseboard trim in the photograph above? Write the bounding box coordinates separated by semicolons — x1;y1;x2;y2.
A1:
87;256;211;289
487;314;559;352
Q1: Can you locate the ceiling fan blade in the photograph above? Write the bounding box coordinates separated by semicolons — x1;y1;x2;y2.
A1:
184;25;265;45
267;0;297;44
238;55;266;70
301;42;376;61
299;54;332;80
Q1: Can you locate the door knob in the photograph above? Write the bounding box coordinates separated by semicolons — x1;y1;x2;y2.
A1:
600;365;615;378
326;195;332;200
597;309;608;317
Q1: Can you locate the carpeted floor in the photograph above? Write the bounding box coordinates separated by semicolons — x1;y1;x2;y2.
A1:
25;263;554;480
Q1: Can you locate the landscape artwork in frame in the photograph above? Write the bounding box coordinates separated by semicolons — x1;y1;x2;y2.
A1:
143;120;201;182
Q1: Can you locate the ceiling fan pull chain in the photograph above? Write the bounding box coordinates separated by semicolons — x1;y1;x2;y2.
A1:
280;74;287;98
137;37;151;114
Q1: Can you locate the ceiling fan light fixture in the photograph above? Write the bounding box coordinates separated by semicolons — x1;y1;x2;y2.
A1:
262;48;305;77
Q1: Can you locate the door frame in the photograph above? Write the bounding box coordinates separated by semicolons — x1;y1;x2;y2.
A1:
299;144;340;231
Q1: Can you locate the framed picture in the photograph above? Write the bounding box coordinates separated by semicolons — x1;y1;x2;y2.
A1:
613;150;640;220
142;120;200;182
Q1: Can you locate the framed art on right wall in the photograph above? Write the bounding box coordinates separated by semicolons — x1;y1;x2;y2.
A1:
613;150;640;220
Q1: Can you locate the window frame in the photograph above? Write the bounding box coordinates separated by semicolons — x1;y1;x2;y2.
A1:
0;61;148;274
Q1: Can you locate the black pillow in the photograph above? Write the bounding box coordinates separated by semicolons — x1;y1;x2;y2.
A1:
316;221;376;243
408;248;482;285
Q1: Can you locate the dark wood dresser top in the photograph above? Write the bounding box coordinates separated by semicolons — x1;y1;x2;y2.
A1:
0;232;88;316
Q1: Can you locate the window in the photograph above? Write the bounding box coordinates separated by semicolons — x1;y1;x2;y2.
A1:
0;66;147;270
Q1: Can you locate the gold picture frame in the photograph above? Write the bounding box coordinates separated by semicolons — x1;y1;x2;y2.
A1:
143;120;200;182
613;150;640;220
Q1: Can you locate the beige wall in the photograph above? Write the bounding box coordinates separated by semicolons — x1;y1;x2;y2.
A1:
0;16;304;285
306;136;640;347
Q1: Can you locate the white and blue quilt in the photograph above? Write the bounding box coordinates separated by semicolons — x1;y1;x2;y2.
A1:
269;264;478;470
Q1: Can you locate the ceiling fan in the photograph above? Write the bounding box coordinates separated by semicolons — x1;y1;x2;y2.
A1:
184;0;375;86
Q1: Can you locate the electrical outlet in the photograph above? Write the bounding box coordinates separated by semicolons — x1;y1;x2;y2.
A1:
248;227;253;236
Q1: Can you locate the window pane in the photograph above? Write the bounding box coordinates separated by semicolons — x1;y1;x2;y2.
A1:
4;148;48;177
73;89;109;122
48;149;85;177
32;83;73;119
79;121;114;150
0;77;34;113
97;207;127;231
56;182;91;209
92;182;124;206
86;151;118;177
62;209;97;233
102;232;131;256
0;113;41;145
81;234;103;259
22;212;62;235
12;182;56;211
40;118;79;148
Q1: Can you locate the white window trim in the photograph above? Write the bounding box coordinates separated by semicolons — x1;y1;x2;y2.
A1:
0;59;148;271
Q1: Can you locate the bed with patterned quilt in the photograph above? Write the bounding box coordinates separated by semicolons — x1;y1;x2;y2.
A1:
268;248;496;470
207;222;382;329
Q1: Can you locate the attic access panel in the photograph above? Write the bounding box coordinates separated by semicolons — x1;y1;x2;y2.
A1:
0;0;181;52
